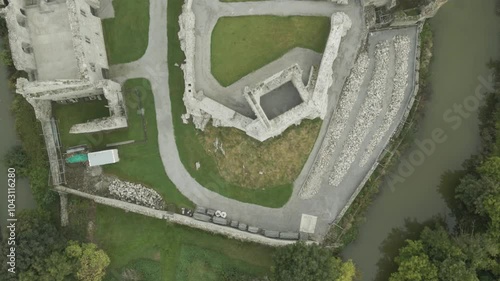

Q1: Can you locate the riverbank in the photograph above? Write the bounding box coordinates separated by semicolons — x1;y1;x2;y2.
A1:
341;0;500;278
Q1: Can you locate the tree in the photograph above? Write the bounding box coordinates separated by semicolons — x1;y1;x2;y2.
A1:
272;242;356;281
389;225;499;280
19;252;73;281
389;240;438;281
484;194;500;239
478;157;500;181
3;145;29;177
438;258;478;281
0;210;65;281
330;258;356;281
65;242;110;281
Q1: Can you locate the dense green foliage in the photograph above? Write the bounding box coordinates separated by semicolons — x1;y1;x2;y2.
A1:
389;225;499;281
3;145;29;177
10;95;54;206
0;19;12;66
272;243;356;281
0;210;110;281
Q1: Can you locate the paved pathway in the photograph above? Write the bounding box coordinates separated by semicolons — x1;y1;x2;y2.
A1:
109;0;418;240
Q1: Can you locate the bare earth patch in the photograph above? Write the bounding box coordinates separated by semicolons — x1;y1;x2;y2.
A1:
199;119;321;189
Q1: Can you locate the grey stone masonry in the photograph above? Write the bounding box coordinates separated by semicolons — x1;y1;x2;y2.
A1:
179;0;352;142
55;185;297;247
1;0;127;136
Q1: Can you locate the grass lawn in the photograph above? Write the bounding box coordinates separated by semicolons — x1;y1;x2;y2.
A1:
52;99;111;147
168;0;322;207
211;16;330;86
54;79;193;208
102;0;150;64
95;205;274;281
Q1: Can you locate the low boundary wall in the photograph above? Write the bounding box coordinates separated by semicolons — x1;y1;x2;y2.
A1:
55;186;297;247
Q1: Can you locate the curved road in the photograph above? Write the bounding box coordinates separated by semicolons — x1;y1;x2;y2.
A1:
110;0;369;239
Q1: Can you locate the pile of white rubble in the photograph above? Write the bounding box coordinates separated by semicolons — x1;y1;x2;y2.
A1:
329;41;390;187
109;179;165;210
360;36;411;167
300;53;369;199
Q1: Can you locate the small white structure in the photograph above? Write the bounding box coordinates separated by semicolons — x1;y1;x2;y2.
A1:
88;149;119;167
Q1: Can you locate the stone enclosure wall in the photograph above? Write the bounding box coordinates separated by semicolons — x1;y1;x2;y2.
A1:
179;0;352;142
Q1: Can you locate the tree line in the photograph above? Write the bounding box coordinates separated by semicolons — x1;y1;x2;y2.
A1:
388;71;500;280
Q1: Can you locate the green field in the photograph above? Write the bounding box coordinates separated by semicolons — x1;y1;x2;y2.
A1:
211;16;330;86
102;0;150;64
96;206;274;281
54;79;193;208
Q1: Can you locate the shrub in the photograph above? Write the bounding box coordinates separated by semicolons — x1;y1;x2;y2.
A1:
3;145;29;177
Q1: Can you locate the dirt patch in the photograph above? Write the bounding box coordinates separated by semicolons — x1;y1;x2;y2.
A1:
199;119;321;189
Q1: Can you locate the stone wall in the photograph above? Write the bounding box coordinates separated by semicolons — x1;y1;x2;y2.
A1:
391;0;448;26
67;0;109;82
16;77;128;133
0;0;36;71
311;12;352;119
179;0;352;142
55;185;297;247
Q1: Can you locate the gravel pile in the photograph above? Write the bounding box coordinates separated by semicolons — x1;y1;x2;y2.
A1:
360;36;411;167
109;179;165;210
300;53;370;199
329;41;391;187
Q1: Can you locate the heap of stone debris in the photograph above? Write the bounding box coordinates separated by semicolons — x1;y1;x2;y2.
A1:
329;41;390;187
109;179;165;210
360;35;411;166
300;52;369;199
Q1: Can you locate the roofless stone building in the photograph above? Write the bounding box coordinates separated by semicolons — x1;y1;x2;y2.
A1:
179;0;352;142
1;0;126;133
1;0;126;184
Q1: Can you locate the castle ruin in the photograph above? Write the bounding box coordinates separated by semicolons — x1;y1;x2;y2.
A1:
1;0;126;133
1;0;127;184
179;0;352;142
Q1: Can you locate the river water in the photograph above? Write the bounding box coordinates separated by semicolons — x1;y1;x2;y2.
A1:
0;38;36;229
342;0;500;279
